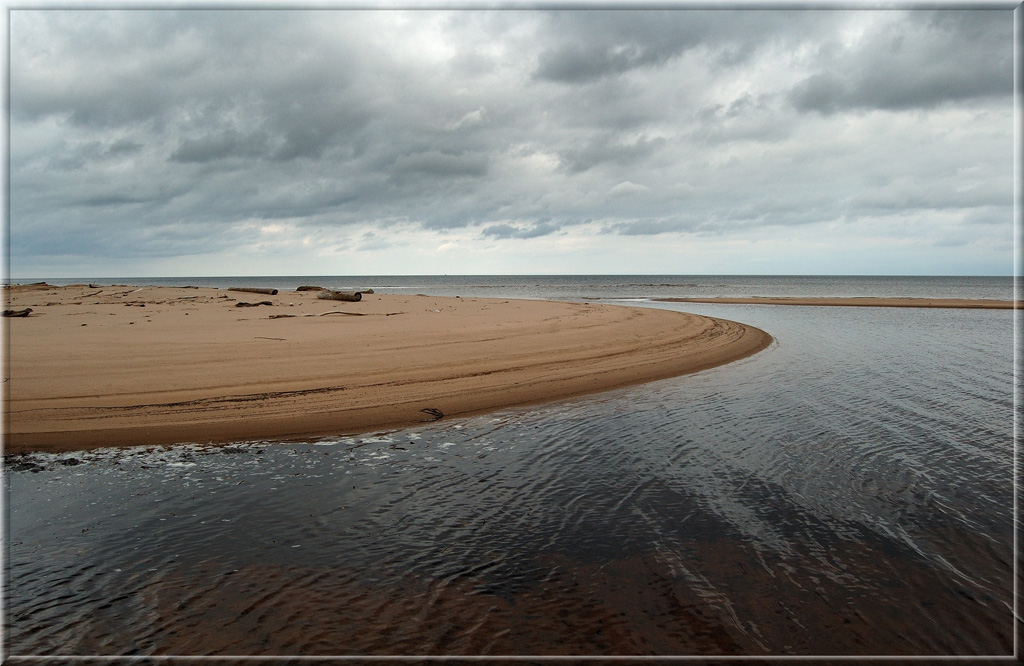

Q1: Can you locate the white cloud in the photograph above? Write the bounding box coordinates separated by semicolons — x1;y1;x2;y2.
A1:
608;181;651;197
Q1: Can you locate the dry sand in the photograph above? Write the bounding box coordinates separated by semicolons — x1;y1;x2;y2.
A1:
3;284;771;453
656;296;1020;309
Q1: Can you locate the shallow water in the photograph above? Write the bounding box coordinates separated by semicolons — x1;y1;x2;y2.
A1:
4;301;1016;657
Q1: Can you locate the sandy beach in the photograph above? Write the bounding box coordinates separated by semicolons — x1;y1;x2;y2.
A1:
3;284;771;453
655;296;1021;309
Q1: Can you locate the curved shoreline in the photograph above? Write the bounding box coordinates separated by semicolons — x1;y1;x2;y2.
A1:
656;296;1020;309
4;285;771;453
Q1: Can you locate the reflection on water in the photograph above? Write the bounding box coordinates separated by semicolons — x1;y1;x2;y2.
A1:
4;304;1015;656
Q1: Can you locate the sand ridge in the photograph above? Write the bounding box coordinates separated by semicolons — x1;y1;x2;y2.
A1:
655;296;1020;309
3;284;772;453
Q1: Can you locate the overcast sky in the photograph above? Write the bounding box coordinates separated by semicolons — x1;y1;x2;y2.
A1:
7;5;1017;277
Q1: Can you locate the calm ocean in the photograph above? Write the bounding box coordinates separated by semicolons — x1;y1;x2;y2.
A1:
4;276;1018;657
10;273;1018;301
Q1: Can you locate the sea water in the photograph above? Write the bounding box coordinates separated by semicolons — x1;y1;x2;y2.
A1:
7;273;1018;301
3;277;1017;656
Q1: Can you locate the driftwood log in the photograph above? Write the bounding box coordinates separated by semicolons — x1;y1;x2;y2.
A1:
300;286;373;295
317;290;362;302
2;308;32;317
229;287;278;295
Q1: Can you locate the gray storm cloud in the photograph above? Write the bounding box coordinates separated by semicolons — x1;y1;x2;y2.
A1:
8;8;1014;275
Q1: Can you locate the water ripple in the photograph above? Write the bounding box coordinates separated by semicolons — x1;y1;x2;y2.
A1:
5;304;1014;656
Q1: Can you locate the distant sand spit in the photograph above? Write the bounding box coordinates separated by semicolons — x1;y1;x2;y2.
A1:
3;284;771;453
656;296;1020;309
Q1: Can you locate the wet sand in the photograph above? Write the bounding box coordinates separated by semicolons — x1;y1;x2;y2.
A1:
655;296;1020;309
3;284;771;453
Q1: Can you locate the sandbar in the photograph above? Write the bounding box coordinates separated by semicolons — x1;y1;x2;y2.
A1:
655;296;1020;309
3;284;771;453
